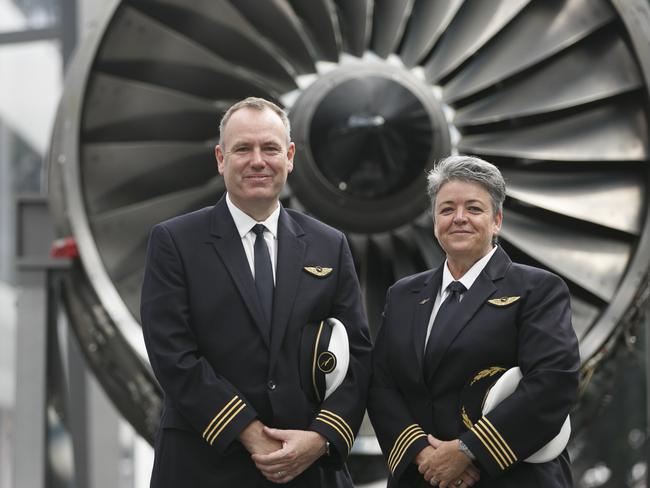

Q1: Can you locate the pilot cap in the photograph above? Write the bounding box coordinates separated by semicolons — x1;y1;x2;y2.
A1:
300;318;349;403
460;366;571;463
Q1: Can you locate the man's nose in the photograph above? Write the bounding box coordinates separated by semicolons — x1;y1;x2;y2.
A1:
250;147;265;166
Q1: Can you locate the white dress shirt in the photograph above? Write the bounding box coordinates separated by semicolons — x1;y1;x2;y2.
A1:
225;193;279;284
424;246;498;349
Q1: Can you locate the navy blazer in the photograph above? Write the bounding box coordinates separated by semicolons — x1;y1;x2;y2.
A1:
141;196;372;487
368;247;580;488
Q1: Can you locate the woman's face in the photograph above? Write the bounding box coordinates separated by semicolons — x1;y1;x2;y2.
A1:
433;179;502;264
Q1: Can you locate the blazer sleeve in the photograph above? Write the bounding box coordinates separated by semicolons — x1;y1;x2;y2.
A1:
459;271;580;477
141;223;257;453
308;233;373;465
367;286;430;482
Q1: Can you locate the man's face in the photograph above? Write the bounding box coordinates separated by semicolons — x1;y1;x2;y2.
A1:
433;179;502;263
215;107;295;214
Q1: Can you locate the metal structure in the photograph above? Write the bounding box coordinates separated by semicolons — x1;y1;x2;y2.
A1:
49;0;650;458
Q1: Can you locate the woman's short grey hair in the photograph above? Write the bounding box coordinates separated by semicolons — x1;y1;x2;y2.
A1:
426;155;506;217
219;97;291;148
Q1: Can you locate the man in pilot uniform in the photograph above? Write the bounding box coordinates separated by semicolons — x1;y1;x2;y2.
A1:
141;97;371;487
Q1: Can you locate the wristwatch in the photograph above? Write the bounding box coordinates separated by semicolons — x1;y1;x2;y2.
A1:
458;440;476;461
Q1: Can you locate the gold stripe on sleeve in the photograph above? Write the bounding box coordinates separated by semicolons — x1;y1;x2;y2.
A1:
317;411;354;448
319;410;354;446
202;396;239;440
477;419;515;465
481;418;518;462
316;416;352;452
471;423;507;470
208;402;247;445
389;430;427;474
387;424;421;470
205;398;243;444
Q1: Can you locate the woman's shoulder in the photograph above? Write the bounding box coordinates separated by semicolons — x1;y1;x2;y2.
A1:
508;261;568;290
390;269;438;294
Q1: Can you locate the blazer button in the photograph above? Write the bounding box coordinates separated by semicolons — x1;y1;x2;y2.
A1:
267;380;276;391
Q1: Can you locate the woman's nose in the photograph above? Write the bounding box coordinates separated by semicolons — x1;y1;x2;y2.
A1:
453;208;467;222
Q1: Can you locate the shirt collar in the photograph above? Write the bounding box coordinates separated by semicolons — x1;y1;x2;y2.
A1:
225;193;280;239
441;246;498;295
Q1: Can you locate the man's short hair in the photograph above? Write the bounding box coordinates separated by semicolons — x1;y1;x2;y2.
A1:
426;155;506;217
218;97;291;148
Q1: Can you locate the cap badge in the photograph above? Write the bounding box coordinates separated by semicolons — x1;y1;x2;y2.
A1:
317;351;337;374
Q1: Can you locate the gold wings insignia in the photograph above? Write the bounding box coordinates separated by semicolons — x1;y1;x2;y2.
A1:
487;296;520;306
303;266;333;277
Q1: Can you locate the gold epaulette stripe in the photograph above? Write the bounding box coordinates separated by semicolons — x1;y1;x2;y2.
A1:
482;418;517;462
471;423;507;470
319;410;354;447
387;424;420;470
208;401;247;445
204;397;244;444
202;396;240;439
316;416;352;452
389;428;426;474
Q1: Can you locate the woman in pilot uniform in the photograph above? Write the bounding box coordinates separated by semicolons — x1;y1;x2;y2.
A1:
368;155;580;488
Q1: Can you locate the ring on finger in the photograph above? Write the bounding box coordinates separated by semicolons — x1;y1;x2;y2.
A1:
455;480;463;487
276;471;285;478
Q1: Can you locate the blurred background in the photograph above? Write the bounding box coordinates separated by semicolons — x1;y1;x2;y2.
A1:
1;0;650;486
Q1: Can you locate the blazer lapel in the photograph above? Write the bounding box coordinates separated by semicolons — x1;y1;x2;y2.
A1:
411;269;442;374
425;247;511;384
269;208;306;370
207;197;270;348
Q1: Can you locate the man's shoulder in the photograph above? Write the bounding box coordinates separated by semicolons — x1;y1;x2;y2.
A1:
155;206;213;233
284;208;343;238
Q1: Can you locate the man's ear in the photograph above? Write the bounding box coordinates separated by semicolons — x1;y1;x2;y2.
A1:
286;142;296;173
215;145;225;174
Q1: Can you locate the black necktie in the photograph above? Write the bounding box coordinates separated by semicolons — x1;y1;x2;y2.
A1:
423;280;466;372
253;224;274;333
